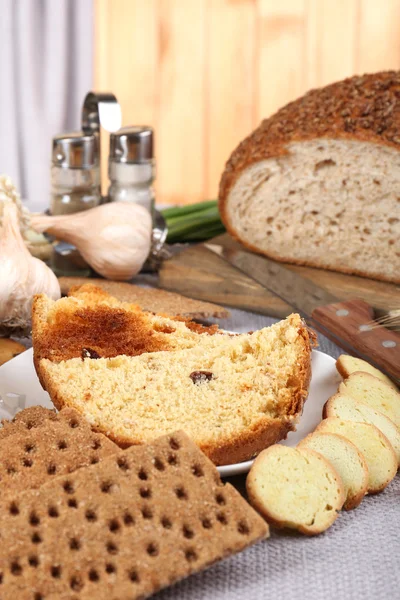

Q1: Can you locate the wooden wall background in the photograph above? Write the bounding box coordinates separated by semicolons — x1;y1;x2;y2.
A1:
95;0;400;205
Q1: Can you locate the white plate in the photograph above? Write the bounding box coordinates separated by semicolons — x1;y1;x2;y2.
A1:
0;348;341;477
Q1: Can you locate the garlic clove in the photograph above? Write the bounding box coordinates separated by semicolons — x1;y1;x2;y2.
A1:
31;202;153;281
0;202;60;336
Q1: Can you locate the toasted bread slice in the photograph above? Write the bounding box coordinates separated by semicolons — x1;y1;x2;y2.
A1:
316;418;397;493
324;393;400;466
246;445;345;535
336;355;397;390
39;314;312;465
339;372;400;428
32;285;219;387
298;432;368;510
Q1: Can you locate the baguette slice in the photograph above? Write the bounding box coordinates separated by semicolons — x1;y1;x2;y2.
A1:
246;445;345;535
339;372;400;428
39;314;312;465
316;418;397;493
324;393;400;466
219;71;400;283
298;432;368;510
336;355;398;390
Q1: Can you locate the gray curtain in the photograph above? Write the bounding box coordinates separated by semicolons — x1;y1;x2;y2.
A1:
0;0;93;212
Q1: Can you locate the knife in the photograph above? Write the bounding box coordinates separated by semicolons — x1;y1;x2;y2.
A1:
204;243;400;384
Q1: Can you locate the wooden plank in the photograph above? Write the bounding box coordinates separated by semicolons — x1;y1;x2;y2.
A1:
356;0;400;72
305;0;359;90
206;0;257;200
256;0;307;121
159;234;400;317
157;0;207;205
94;0;158;196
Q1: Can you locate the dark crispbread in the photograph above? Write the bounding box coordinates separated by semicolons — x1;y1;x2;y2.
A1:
0;430;268;599
0;407;117;498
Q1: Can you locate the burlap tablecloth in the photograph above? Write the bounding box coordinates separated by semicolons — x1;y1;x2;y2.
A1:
157;308;400;600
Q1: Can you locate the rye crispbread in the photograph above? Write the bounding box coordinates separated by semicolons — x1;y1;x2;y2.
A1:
0;430;268;599
0;407;117;497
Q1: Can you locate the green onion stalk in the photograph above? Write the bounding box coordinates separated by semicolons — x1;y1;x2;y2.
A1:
161;200;225;244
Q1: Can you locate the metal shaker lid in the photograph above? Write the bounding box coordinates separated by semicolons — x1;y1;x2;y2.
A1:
52;132;99;169
109;126;154;164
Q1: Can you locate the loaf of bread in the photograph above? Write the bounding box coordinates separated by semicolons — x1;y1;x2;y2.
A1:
219;71;400;283
38;313;312;465
316;418;397;493
324;393;400;466
0;338;25;366
246;445;345;535
339;372;400;427
298;432;369;510
336;355;398;390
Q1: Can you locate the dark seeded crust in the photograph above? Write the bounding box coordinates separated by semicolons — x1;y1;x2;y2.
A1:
219;71;400;284
40;319;313;466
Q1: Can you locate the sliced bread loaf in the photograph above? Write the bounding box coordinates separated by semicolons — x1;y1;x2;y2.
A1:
339;372;400;428
336;355;398;390
298;432;368;510
32;285;220;387
38;314;312;465
246;445;344;535
219;71;400;283
324;393;400;466
316;418;397;493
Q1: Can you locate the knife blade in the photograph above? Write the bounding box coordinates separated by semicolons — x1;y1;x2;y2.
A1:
204;243;400;384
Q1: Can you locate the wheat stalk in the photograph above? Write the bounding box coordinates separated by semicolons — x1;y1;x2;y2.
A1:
365;309;400;332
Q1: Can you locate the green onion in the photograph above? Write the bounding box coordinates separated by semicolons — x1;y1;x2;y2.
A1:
161;200;225;243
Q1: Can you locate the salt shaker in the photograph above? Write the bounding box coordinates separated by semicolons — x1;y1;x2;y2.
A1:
50;132;101;276
108;126;155;214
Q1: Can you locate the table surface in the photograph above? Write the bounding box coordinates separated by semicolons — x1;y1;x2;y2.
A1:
156;307;400;600
8;304;400;600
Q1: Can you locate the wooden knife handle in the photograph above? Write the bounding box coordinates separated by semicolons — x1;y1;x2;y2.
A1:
311;298;400;384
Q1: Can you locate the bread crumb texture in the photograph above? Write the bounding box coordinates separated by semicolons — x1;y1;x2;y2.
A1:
246;445;344;535
339;372;400;428
325;393;400;466
298;432;368;510
316;418;397;493
39;313;312;465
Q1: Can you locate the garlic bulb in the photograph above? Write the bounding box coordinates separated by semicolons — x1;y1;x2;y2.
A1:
0;203;60;336
31;202;152;281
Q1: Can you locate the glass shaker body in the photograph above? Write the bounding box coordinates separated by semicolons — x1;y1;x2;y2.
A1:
51;165;101;215
108;160;155;215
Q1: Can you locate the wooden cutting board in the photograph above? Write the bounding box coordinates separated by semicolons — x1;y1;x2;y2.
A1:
159;233;400;319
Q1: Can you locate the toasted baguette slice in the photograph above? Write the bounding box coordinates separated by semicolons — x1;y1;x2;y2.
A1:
246;445;344;535
339;372;400;428
298;432;368;510
39;314;312;465
316;418;397;493
336;355;397;390
324;393;400;466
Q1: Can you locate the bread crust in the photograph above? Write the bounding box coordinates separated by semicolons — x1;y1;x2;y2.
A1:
246;446;345;535
219;71;400;284
38;316;313;466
